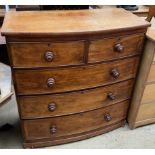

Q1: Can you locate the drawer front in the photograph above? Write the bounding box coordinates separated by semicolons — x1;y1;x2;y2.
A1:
14;57;139;95
136;102;155;122
23;100;129;141
18;80;133;119
141;83;155;104
88;34;144;63
147;64;155;83
9;41;85;68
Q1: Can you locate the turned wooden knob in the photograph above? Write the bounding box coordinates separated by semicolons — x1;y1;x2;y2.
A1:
107;92;115;100
114;43;124;52
48;103;56;111
44;51;54;62
47;78;55;87
104;113;112;122
50;126;57;134
111;68;120;78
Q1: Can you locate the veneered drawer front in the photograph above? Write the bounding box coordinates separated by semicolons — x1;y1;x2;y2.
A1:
14;57;139;95
88;34;144;63
18;80;133;119
9;41;85;68
23;100;129;141
147;64;155;83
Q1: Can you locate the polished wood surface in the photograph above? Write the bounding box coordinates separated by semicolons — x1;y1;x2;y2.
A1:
88;34;144;63
18;80;133;119
1;9;150;36
2;9;149;148
14;57;139;95
23;100;129;141
9;41;85;68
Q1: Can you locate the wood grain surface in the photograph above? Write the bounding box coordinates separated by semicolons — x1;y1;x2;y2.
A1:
23;100;129;141
18;80;133;119
14;56;139;95
88;34;144;63
1;9;150;36
9;41;85;68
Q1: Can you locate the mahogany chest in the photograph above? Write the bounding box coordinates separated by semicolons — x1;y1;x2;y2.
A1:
1;9;150;148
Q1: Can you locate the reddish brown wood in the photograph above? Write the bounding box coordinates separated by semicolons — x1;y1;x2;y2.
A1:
14;57;139;95
18;80;133;119
23;120;125;148
1;9;150;37
1;9;149;148
8;41;85;68
23;100;129;141
88;34;144;63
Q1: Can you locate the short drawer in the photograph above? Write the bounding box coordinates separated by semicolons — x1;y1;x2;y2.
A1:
23;100;129;141
9;41;85;68
88;34;144;63
14;57;139;95
18;80;133;119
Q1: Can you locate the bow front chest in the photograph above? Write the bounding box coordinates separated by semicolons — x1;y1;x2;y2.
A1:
1;8;150;148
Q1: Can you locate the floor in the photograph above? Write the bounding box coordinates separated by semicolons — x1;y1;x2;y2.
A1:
1;15;155;150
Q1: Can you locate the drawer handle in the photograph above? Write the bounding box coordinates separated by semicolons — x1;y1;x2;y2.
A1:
50;125;57;134
44;51;54;62
107;92;115;100
48;103;56;111
47;78;55;88
104;113;112;122
111;68;120;78
114;43;124;52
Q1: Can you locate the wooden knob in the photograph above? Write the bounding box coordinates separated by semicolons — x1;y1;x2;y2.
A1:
47;78;55;88
111;68;120;78
50;125;57;134
44;51;54;62
114;43;124;52
48;103;56;111
104;113;112;122
107;92;115;100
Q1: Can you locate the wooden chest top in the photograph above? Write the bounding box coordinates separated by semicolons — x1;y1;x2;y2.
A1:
1;8;150;36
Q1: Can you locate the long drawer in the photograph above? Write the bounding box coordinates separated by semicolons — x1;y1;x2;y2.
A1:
8;41;85;68
14;57;139;95
23;100;129;141
88;34;144;63
18;80;133;119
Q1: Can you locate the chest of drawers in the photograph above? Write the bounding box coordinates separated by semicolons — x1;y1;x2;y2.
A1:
1;9;150;148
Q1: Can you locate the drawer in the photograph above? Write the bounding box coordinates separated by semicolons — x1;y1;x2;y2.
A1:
18;80;133;119
88;34;144;63
141;83;155;104
9;41;85;68
147;64;155;83
14;57;139;95
23;100;129;141
136;102;155;122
